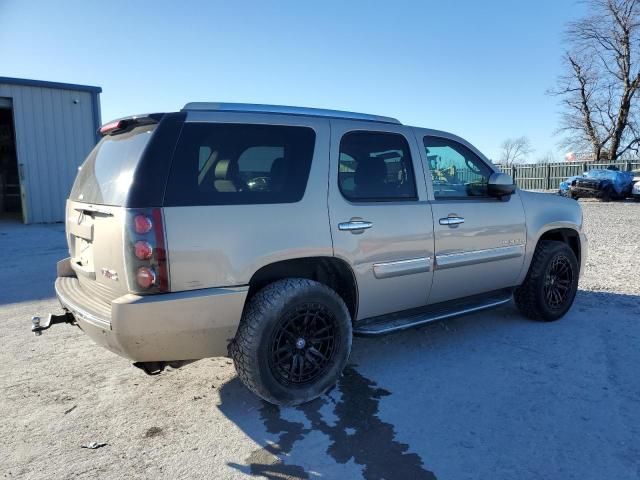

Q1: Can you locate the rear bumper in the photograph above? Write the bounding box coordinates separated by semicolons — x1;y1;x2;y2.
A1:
55;274;248;362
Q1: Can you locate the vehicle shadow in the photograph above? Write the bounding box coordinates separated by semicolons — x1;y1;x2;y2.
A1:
217;290;640;480
0;220;66;305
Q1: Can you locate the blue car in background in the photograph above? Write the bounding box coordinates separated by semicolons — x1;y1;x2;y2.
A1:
560;168;634;201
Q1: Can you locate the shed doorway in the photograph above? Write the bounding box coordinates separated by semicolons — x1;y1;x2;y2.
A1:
0;98;22;221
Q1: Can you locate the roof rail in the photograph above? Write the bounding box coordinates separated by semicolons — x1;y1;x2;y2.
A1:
182;102;401;125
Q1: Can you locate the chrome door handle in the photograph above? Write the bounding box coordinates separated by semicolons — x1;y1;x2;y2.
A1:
338;220;373;231
439;216;465;226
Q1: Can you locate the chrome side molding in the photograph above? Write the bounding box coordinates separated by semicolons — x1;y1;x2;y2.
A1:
373;257;432;279
436;245;525;270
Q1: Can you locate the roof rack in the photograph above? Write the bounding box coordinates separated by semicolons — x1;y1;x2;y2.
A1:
182;102;401;125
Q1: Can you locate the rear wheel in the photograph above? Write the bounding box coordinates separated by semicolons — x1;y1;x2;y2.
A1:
514;241;579;321
230;278;352;406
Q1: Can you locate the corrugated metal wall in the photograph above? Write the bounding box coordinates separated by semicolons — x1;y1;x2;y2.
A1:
0;83;98;223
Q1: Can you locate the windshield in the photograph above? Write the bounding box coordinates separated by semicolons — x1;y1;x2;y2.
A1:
70;125;156;205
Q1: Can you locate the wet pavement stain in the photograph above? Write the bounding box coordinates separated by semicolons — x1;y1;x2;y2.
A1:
244;403;310;479
239;365;436;480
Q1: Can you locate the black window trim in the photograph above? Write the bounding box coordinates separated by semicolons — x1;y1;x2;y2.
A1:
338;129;419;204
423;134;495;201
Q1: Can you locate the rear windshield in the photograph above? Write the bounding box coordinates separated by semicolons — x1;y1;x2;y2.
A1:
70;125;156;205
164;123;316;206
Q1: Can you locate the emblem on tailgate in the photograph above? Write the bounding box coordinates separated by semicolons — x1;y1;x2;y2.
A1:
101;268;119;281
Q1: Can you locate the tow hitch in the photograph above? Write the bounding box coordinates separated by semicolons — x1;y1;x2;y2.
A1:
31;312;75;336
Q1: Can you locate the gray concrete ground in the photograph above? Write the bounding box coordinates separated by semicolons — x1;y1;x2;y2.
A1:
1;199;639;480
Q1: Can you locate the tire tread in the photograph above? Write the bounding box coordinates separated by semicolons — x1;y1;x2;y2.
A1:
230;278;350;405
514;240;577;321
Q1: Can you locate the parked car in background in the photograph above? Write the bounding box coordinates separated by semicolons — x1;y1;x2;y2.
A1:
35;103;587;406
559;175;582;198
632;170;640;201
561;168;634;201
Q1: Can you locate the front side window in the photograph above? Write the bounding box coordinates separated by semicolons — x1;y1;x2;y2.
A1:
423;136;492;199
338;131;417;202
165;124;315;205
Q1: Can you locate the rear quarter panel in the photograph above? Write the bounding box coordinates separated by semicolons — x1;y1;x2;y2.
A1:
163;113;333;290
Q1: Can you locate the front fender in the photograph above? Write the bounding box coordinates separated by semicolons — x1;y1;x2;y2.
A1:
517;190;585;284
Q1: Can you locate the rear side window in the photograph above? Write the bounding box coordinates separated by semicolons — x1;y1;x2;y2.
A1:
164;124;315;206
70;125;156;205
338;131;417;202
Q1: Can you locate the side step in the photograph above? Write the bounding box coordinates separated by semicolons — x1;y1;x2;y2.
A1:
354;289;513;336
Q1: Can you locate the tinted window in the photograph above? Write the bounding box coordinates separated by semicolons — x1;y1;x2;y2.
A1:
423;136;492;198
165;124;315;206
70;125;156;205
338;131;417;201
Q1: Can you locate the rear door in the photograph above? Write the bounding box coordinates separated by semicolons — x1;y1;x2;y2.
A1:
328;120;435;320
417;131;526;304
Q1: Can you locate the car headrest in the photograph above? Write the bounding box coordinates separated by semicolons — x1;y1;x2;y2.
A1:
270;157;287;191
354;157;386;186
214;159;231;180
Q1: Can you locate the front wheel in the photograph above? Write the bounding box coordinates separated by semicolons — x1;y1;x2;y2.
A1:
514;241;579;321
230;278;352;406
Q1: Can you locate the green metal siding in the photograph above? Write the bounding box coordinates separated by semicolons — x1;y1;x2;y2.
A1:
0;82;101;223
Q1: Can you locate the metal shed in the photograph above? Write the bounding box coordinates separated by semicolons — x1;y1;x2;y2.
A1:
0;77;101;223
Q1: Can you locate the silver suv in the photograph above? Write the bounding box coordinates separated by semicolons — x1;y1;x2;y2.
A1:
37;103;587;405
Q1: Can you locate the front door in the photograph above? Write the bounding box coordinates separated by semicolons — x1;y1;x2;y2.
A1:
328;120;435;320
418;133;526;304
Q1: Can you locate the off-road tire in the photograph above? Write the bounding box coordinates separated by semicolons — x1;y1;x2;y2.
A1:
514;240;579;322
230;278;352;406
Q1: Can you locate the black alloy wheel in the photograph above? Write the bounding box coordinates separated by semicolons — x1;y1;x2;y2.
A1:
268;303;339;385
543;254;574;310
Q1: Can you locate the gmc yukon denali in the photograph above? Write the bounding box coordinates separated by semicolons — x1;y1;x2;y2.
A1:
33;103;587;405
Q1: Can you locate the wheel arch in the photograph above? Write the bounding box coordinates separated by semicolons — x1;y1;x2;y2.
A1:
246;256;359;321
537;228;581;265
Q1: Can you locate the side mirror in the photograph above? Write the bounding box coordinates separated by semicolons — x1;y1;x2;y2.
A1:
487;172;516;198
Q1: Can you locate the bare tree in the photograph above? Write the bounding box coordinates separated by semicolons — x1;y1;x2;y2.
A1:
552;0;640;160
537;151;557;164
500;136;534;165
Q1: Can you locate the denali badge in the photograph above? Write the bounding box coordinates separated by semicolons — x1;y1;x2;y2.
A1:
101;268;119;281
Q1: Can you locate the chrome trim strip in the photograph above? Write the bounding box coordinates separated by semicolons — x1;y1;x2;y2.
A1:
356;296;512;335
61;299;111;330
436;245;524;270
373;257;431;279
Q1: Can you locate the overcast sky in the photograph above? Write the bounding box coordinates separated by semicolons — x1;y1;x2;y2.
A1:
1;0;588;161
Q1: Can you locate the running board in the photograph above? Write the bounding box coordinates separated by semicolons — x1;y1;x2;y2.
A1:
353;289;513;336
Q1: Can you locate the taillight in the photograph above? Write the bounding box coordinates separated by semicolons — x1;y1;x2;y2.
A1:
134;215;153;234
134;240;153;260
136;267;156;289
125;208;169;293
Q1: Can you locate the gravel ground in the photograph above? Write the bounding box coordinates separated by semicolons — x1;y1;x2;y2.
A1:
1;199;639;480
